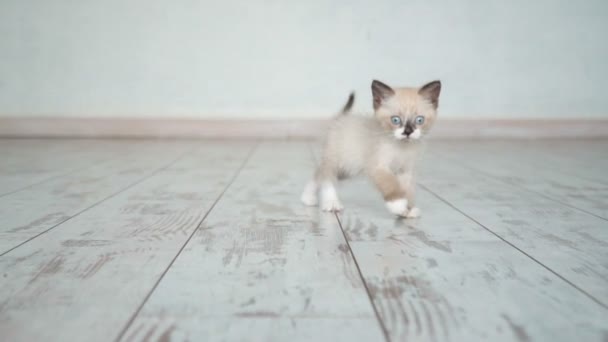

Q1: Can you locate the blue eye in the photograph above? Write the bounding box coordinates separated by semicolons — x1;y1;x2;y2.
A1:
390;116;402;125
415;115;425;125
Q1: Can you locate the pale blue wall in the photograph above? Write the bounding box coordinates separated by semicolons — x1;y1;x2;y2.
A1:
1;0;607;118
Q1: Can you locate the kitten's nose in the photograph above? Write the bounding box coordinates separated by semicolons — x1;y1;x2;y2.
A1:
403;123;414;137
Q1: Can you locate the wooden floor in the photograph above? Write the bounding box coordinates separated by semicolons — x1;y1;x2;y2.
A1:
0;139;607;342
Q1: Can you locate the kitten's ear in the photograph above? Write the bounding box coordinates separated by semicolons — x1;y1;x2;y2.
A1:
371;80;395;110
418;80;441;108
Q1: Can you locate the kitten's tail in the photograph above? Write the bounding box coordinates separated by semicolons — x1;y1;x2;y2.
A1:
340;92;355;115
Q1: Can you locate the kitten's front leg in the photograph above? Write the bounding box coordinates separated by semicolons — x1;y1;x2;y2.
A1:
398;172;421;218
370;168;409;217
320;181;343;212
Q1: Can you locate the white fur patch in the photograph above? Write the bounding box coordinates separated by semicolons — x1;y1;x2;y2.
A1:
393;127;421;140
321;183;343;212
300;180;318;206
393;128;405;140
406;207;421;218
385;198;408;216
409;128;421;140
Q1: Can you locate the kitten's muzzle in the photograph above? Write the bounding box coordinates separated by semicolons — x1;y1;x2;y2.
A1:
402;122;415;137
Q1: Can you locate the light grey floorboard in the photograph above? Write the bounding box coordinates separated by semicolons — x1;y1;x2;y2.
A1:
0;141;193;255
433;140;608;185
0;142;253;342
119;142;385;342
0;140;168;196
415;149;608;306
122;318;383;342
430;141;608;219
337;178;608;342
1;139;606;342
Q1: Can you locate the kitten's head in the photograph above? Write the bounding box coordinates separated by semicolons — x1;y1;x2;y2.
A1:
372;79;441;141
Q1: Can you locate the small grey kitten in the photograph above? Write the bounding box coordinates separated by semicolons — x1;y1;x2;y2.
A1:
301;79;441;218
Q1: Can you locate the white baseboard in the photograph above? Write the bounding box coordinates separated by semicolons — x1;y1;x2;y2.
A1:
0;118;607;139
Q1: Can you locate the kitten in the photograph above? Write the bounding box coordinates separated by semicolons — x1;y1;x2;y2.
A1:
301;79;441;218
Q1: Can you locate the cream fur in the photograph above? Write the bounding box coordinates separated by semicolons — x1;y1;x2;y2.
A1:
386;198;408;216
406;207;421;218
301;80;440;218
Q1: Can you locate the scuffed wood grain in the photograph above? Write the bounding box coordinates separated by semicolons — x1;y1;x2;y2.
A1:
431;140;608;219
1;139;607;342
123;317;382;342
337;179;608;342
0;140;118;195
0;140;196;196
435;140;608;185
0;142;252;342
415;153;608;305
0;141;193;254
119;142;384;341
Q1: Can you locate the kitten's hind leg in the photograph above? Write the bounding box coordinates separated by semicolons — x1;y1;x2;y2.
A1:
300;180;319;206
315;166;343;212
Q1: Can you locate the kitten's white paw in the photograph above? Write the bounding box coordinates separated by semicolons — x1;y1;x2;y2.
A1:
320;182;342;212
386;198;408;216
406;207;421;218
300;181;318;206
322;199;344;212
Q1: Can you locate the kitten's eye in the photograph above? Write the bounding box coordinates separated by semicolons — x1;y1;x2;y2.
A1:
415;115;425;125
390;116;402;126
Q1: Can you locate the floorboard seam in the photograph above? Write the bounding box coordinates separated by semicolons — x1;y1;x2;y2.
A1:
335;214;392;342
306;143;391;342
419;183;608;311
0;155;115;198
0;146;196;257
113;141;259;342
429;151;608;221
